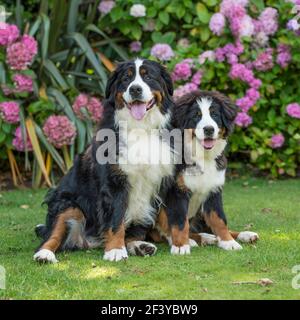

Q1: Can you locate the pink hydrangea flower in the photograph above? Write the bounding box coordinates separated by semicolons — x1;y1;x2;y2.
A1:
98;0;115;15
234;112;252;127
276;44;291;68
220;0;249;17
258;7;278;36
0;23;20;46
198;50;215;64
238;15;255;37
172;61;192;81
150;44;174;61
286;103;300;119
270;133;285;148
253;48;274;71
130;4;146;17
209;13;226;36
236;96;253;112
6;35;38;70
43;115;77;149
287;19;300;31
13;74;33;92
0;101;20;124
191;71;202;86
72;94;104;122
129;41;142;53
230;63;255;83
173;83;198;100
13;126;33;152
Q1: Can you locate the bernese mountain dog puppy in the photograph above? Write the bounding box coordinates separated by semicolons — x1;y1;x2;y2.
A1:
153;90;259;253
33;58;175;263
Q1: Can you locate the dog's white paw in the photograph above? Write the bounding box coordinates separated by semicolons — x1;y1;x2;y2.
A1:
126;241;157;257
218;239;243;251
199;233;218;245
33;249;58;263
237;231;259;243
189;239;199;247
103;247;128;262
171;244;191;255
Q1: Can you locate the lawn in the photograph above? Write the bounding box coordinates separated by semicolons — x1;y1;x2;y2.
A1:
0;178;300;300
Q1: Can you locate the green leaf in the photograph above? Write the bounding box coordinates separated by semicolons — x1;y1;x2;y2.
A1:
196;3;210;24
0;131;5;144
86;24;129;60
67;32;107;90
110;6;123;22
41;14;50;60
67;0;82;33
43;59;69;90
159;11;170;25
131;26;142;40
2;123;12;134
200;27;210;42
203;0;218;6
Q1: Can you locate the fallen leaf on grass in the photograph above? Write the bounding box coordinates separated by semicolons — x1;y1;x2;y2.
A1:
91;263;96;268
261;208;272;214
244;223;254;230
232;278;273;286
202;288;208;293
20;204;29;209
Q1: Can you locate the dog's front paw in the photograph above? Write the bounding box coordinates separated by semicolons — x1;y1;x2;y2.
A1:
218;239;242;251
103;247;128;262
189;239;199;247
33;249;58;263
127;241;157;257
171;244;191;255
237;231;259;243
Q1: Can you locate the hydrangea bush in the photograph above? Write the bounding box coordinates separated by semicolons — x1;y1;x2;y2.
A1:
1;0;300;182
98;0;300;177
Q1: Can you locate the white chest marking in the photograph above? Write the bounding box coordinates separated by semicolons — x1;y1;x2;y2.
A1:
183;139;226;218
119;129;173;226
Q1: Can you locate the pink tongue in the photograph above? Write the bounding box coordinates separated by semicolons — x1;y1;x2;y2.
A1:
130;103;147;120
201;139;215;149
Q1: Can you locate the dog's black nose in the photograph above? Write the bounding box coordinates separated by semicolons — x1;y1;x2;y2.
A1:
129;85;143;98
203;126;214;136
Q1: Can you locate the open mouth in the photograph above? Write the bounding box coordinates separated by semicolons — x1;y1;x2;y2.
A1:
200;138;216;150
126;98;155;121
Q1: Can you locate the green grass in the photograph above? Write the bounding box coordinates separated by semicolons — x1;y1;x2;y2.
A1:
0;178;300;300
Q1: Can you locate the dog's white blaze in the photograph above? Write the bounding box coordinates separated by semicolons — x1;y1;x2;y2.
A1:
195;97;219;140
119;129;173;226
123;58;153;104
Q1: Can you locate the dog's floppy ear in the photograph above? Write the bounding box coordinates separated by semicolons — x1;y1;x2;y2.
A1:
105;62;127;99
215;92;238;135
105;69;119;99
160;64;173;96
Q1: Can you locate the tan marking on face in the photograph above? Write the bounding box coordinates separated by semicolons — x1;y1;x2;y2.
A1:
140;68;146;75
171;217;189;247
41;208;85;252
128;69;133;77
116;92;125;109
104;223;126;251
204;211;233;241
218;127;226;139
152;90;163;105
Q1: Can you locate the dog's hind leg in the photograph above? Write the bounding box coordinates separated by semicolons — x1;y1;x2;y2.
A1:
126;224;157;257
229;230;259;243
33;208;86;263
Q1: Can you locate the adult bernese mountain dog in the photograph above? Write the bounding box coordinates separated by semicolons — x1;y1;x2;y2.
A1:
153;90;259;253
33;58;176;263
